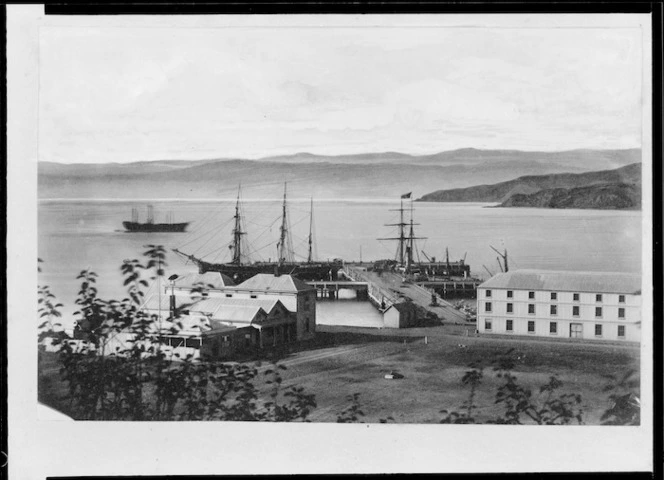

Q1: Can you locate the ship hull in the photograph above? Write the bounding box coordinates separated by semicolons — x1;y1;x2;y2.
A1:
198;260;343;283
123;221;189;233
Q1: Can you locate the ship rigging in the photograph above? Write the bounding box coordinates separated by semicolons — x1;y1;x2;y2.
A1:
173;184;341;282
377;192;426;273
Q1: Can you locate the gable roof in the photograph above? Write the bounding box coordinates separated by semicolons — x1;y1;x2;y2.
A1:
236;274;314;293
141;293;193;312
172;271;235;290
211;305;266;324
479;270;642;295
189;297;287;315
387;301;416;313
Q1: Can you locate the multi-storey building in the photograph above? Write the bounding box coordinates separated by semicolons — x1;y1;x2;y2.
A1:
477;270;641;342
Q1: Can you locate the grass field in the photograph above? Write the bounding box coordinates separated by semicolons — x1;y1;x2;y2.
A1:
38;325;640;424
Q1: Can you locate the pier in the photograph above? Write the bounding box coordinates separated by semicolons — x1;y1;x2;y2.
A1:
307;281;369;300
418;279;481;299
340;266;470;324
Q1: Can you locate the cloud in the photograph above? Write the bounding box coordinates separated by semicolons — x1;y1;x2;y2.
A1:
38;24;644;163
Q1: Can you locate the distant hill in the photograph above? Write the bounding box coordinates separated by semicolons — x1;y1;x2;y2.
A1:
259;148;640;170
38;148;641;200
498;183;641;210
418;163;641;207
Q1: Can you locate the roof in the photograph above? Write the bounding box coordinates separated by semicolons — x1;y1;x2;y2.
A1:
208;305;265;324
172;271;235;290
160;315;212;335
141;293;193;312
479;270;642;295
189;297;286;315
203;322;242;335
387;301;416;313
236;274;314;293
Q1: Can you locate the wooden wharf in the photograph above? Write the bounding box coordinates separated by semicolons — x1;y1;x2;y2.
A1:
340;266;470;324
307;280;369;300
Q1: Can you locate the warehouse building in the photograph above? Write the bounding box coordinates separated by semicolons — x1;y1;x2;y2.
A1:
476;270;641;342
165;272;316;342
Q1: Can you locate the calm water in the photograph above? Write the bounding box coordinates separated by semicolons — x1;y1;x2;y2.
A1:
38;199;642;329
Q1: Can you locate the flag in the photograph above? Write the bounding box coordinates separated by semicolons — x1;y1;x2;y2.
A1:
401;192;412;199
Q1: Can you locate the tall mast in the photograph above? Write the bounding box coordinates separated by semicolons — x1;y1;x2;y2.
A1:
407;201;415;268
277;183;291;266
399;196;405;265
378;193;425;270
307;197;314;263
231;186;246;265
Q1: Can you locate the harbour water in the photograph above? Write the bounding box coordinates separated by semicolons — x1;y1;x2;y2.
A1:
38;199;642;329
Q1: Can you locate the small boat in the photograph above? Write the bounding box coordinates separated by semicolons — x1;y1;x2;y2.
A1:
123;205;189;233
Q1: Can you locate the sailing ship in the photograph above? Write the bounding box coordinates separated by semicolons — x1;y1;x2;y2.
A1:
123;205;189;233
173;184;343;283
376;192;473;279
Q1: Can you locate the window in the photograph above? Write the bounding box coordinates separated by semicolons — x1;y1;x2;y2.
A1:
619;295;625;303
485;289;492;298
507;290;513;298
527;321;535;333
528;304;535;314
550;305;558;316
595;307;603;318
573;306;580;317
506;303;513;313
485;302;492;312
596;294;603;302
595;324;603;337
618;325;626;338
528;291;535;299
304;318;310;333
484;320;492;331
185;338;201;348
250;294;258;299
551;292;557;300
573;293;580;302
618;308;625;319
550;322;557;334
506;320;513;331
225;293;233;298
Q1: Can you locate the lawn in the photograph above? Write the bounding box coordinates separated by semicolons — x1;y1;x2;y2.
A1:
38;325;640;424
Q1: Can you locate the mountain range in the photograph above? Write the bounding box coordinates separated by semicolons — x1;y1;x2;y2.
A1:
38;148;641;200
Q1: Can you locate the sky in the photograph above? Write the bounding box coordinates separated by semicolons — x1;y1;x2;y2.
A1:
38;21;645;163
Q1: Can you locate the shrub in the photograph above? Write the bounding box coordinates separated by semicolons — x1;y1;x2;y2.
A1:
38;246;316;422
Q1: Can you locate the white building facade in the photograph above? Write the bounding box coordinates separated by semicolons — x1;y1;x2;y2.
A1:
477;270;641;342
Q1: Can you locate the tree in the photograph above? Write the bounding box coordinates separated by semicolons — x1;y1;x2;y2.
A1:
38;245;317;422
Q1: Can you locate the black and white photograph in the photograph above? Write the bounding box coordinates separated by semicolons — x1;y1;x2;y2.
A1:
6;5;656;477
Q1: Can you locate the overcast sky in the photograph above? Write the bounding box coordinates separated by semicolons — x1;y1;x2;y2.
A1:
38;22;644;163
